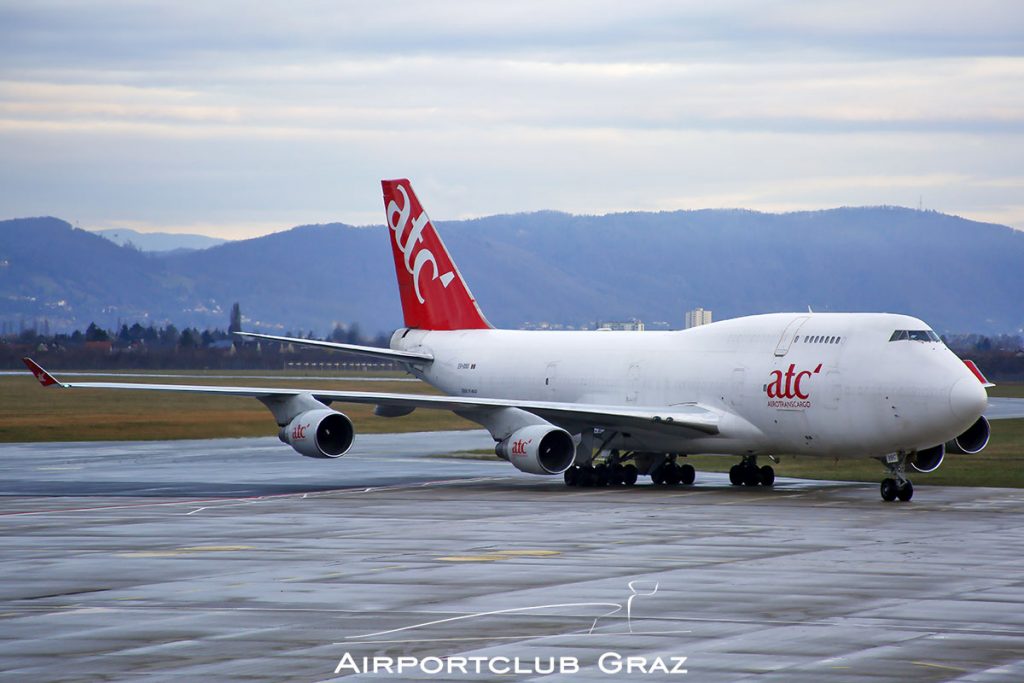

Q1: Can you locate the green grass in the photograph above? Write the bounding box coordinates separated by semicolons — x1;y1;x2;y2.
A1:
687;382;1024;487
0;370;476;442
4;370;1022;488
685;419;1024;488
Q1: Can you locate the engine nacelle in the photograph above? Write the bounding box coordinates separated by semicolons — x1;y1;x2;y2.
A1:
946;416;991;455
281;409;355;459
496;425;575;475
911;443;945;473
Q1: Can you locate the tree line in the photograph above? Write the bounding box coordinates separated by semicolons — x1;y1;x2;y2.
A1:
2;319;1022;379
0;319;396;371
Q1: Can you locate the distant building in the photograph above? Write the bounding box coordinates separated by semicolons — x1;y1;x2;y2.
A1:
685;308;712;329
84;340;113;354
597;320;645;332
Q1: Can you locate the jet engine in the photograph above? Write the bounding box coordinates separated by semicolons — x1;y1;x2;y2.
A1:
281;409;355;459
495;425;575;475
946;416;991;455
911;443;945;473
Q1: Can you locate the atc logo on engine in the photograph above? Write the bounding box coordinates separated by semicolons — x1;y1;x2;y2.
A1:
766;363;822;409
292;423;309;440
510;438;532;456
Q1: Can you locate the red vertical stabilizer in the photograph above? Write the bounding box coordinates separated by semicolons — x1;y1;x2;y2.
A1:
381;179;491;330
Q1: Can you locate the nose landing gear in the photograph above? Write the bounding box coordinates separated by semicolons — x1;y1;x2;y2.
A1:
879;454;914;502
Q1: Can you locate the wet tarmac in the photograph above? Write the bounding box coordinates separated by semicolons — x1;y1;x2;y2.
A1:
1;431;1023;681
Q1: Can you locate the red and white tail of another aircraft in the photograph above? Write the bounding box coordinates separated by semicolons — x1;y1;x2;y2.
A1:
23;179;1023;501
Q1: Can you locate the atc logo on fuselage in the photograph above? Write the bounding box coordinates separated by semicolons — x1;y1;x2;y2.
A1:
766;363;822;409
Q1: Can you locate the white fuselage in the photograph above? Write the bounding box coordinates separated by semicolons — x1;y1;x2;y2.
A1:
393;312;988;459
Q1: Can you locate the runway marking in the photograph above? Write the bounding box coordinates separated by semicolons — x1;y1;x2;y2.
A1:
493;550;561;556
349;600;625;639
0;475;508;518
117;545;254;558
912;661;968;673
339;627;696;646
6;602;1024;640
438;549;561;562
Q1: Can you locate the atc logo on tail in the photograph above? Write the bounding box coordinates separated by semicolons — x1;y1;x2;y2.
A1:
381;179;491;331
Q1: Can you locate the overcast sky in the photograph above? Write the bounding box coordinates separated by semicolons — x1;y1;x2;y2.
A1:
2;1;1023;237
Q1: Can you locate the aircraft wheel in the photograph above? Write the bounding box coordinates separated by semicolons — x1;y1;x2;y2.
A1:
651;468;665;485
743;466;761;487
609;463;626;485
574;467;592;487
594;464;611;486
564;467;579;487
880;478;898;502
679;463;695;485
664;464;682;486
621;465;638;486
729;465;742;486
897;480;914;502
759;465;775;487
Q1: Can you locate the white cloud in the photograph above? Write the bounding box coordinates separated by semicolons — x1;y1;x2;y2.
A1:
1;1;1023;235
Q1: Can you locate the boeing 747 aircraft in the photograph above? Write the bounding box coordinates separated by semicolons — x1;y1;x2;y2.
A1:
24;179;1020;501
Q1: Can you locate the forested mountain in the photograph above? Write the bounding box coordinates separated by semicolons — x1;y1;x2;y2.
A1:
2;207;1022;336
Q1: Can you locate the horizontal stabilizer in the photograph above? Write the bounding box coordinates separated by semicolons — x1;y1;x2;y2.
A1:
963;359;995;388
233;332;432;363
22;357;63;387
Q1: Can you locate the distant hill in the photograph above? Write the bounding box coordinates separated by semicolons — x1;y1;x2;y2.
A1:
93;228;227;253
1;208;1022;335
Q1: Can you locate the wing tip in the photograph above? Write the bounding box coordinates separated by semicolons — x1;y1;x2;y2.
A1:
22;357;61;387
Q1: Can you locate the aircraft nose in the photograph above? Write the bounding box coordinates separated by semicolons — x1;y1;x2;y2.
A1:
949;375;987;422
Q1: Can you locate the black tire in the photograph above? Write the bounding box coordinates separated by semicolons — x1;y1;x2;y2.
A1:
880;478;898;502
621;465;638;486
729;465;742;486
679;463;695;485
594;464;610;486
743;466;761;487
897;480;914;502
564;467;578;487
759;465;775;487
578;467;596;487
664;464;682;485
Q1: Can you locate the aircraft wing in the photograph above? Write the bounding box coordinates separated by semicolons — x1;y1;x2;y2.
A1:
22;358;720;435
232;332;433;363
985;398;1024;420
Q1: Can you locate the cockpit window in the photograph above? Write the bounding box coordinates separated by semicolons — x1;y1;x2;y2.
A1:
889;329;940;342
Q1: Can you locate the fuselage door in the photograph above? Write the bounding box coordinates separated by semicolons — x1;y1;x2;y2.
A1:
626;362;641;403
545;361;558;399
730;367;746;409
774;316;810;357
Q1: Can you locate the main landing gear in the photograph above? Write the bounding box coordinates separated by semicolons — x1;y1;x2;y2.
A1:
729;456;775;487
879;453;914;502
650;456;696;486
563;449;695;488
564;458;639;487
